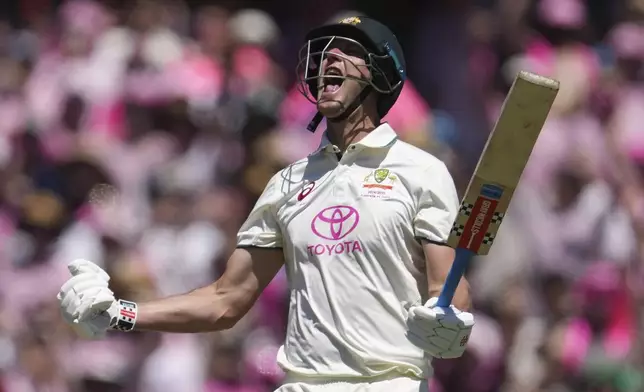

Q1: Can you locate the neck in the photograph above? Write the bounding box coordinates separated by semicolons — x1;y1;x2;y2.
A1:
326;108;379;151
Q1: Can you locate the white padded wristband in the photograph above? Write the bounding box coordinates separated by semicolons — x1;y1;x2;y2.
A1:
111;299;138;332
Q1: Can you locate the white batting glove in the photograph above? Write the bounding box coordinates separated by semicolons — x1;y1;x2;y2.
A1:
57;259;138;339
405;297;474;359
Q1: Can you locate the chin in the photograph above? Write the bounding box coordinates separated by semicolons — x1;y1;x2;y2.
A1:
316;99;345;118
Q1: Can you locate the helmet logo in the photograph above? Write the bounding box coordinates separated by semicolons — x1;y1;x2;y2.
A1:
383;41;406;81
339;16;361;25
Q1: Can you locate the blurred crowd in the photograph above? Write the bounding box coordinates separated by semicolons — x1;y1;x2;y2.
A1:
2;0;644;391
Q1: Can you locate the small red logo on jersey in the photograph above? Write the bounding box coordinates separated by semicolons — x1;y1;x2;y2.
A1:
298;182;315;201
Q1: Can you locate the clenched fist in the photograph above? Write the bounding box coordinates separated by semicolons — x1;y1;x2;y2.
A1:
405;297;474;359
58;259;138;339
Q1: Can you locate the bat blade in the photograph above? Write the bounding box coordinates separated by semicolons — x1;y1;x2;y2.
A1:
437;71;559;307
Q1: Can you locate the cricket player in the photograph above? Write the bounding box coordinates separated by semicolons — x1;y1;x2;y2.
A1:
58;16;474;392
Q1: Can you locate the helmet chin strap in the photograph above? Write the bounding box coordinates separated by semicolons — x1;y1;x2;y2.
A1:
307;84;374;132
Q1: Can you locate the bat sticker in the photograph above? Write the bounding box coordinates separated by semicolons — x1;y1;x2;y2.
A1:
480;184;504;200
457;184;505;252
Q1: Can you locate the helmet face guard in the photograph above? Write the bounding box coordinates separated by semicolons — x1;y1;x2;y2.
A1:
296;17;406;132
295;35;403;105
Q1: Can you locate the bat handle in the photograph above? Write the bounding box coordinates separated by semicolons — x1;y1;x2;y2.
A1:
436;249;472;308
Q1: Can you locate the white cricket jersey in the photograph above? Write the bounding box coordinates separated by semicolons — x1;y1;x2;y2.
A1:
236;123;459;380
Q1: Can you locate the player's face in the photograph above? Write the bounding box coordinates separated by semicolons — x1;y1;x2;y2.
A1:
316;39;371;119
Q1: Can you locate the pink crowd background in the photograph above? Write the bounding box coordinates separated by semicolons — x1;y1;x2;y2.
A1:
2;0;644;391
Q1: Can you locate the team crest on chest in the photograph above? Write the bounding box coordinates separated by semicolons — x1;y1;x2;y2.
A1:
374;168;389;183
361;168;397;199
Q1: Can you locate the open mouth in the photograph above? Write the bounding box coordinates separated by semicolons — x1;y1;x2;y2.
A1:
321;67;344;94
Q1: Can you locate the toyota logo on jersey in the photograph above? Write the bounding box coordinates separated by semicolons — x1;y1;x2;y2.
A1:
308;206;363;256
311;206;359;240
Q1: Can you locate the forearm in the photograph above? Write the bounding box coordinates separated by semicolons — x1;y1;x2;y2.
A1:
127;248;283;334
133;285;241;333
428;278;471;311
423;241;472;311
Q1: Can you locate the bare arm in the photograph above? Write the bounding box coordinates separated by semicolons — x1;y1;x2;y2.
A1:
422;240;471;311
134;247;284;333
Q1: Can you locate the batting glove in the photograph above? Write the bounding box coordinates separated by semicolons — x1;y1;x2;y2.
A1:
57;259;139;339
405;297;474;359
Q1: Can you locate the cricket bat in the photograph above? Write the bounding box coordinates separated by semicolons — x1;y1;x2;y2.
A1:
437;71;560;307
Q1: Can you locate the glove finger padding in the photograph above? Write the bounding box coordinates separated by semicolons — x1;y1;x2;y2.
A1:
407;307;457;336
407;319;459;341
59;278;112;319
409;305;441;321
75;287;116;322
407;321;452;350
405;299;475;359
59;288;80;310
91;291;116;312
407;309;437;334
411;306;454;325
429;324;458;341
68;287;108;319
411;305;473;330
453;311;475;328
405;328;443;355
60;273;108;297
407;321;471;358
59;287;94;320
59;279;108;312
68;259;110;282
71;279;112;298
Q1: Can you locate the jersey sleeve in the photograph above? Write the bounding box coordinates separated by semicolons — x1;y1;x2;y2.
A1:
413;161;459;243
237;172;284;248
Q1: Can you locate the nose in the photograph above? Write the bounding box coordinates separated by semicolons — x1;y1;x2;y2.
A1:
321;47;343;68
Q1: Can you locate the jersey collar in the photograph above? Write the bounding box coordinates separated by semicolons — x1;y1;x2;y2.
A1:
312;123;398;155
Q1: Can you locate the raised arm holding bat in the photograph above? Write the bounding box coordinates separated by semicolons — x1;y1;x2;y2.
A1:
57;16;558;392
